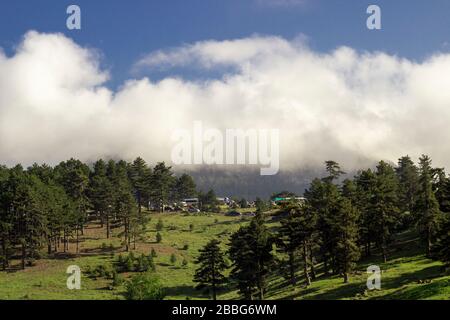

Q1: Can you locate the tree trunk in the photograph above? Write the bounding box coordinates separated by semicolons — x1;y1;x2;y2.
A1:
1;236;7;270
63;230;67;253
343;272;349;283
76;226;80;254
303;240;311;286
289;252;296;285
308;244;316;280
323;257;329;275
21;242;26;270
212;283;217;301
106;213;110;239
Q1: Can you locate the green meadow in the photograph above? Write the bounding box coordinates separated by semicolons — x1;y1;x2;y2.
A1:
0;211;448;300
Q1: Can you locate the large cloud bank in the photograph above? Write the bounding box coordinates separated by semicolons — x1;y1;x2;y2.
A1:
1;31;449;171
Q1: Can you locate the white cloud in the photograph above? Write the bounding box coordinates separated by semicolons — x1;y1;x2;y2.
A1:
1;31;450;172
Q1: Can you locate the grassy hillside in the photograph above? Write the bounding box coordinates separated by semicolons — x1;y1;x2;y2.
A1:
0;211;448;300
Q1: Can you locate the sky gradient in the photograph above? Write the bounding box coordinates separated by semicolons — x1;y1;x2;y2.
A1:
1;1;450;87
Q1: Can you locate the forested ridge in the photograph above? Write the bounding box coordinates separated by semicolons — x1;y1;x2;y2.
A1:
0;155;449;300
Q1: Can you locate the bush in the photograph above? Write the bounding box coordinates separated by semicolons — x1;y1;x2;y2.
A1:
189;224;194;232
147;255;156;272
151;248;157;258
156;219;164;231
124;272;165;300
112;270;124;287
125;255;135;272
170;253;177;265
183;244;189;250
182;258;188;267
156;232;162;243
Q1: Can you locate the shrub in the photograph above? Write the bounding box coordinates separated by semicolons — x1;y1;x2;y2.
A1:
156;232;162;243
147;255;156;272
189;224;194;232
182;258;188;267
156;219;164;231
151;248;157;258
170;253;177;265
125;255;134;272
183;244;189;250
137;254;150;272
112;270;124;287
124;272;165;300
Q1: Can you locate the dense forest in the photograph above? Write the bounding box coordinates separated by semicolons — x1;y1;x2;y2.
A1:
0;155;449;300
0;158;204;270
193;156;450;299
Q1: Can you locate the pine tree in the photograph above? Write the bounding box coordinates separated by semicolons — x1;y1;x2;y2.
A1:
354;169;377;257
129;157;151;215
229;213;275;300
173;174;196;202
432;214;450;265
89;159;113;238
194;239;227;300
415;155;442;257
396;156;419;229
114;161;137;252
305;173;341;275
0;166;12;270
150;162;175;212
278;204;317;286
332;198;360;283
371;161;400;263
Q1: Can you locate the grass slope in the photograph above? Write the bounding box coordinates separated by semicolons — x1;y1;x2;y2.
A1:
0;212;448;300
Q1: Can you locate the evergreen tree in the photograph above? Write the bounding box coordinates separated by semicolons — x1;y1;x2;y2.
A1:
89;159;113;238
371;161;400;263
150;162;175;212
229;213;275;300
432;214;450;265
114;161;137;252
278;204;317;286
354;169;377;257
415;155;442;256
396;156;419;228
129;157;151;215
173;174;196;202
194;239;227;300
332;198;360;283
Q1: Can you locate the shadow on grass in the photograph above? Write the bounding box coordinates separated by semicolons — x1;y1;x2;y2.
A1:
368;265;446;299
379;277;449;299
164;284;206;299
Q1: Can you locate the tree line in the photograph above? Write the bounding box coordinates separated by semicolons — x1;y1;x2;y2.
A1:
194;155;450;300
0;157;198;270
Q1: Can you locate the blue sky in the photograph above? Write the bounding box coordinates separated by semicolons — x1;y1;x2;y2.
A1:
1;0;450;87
